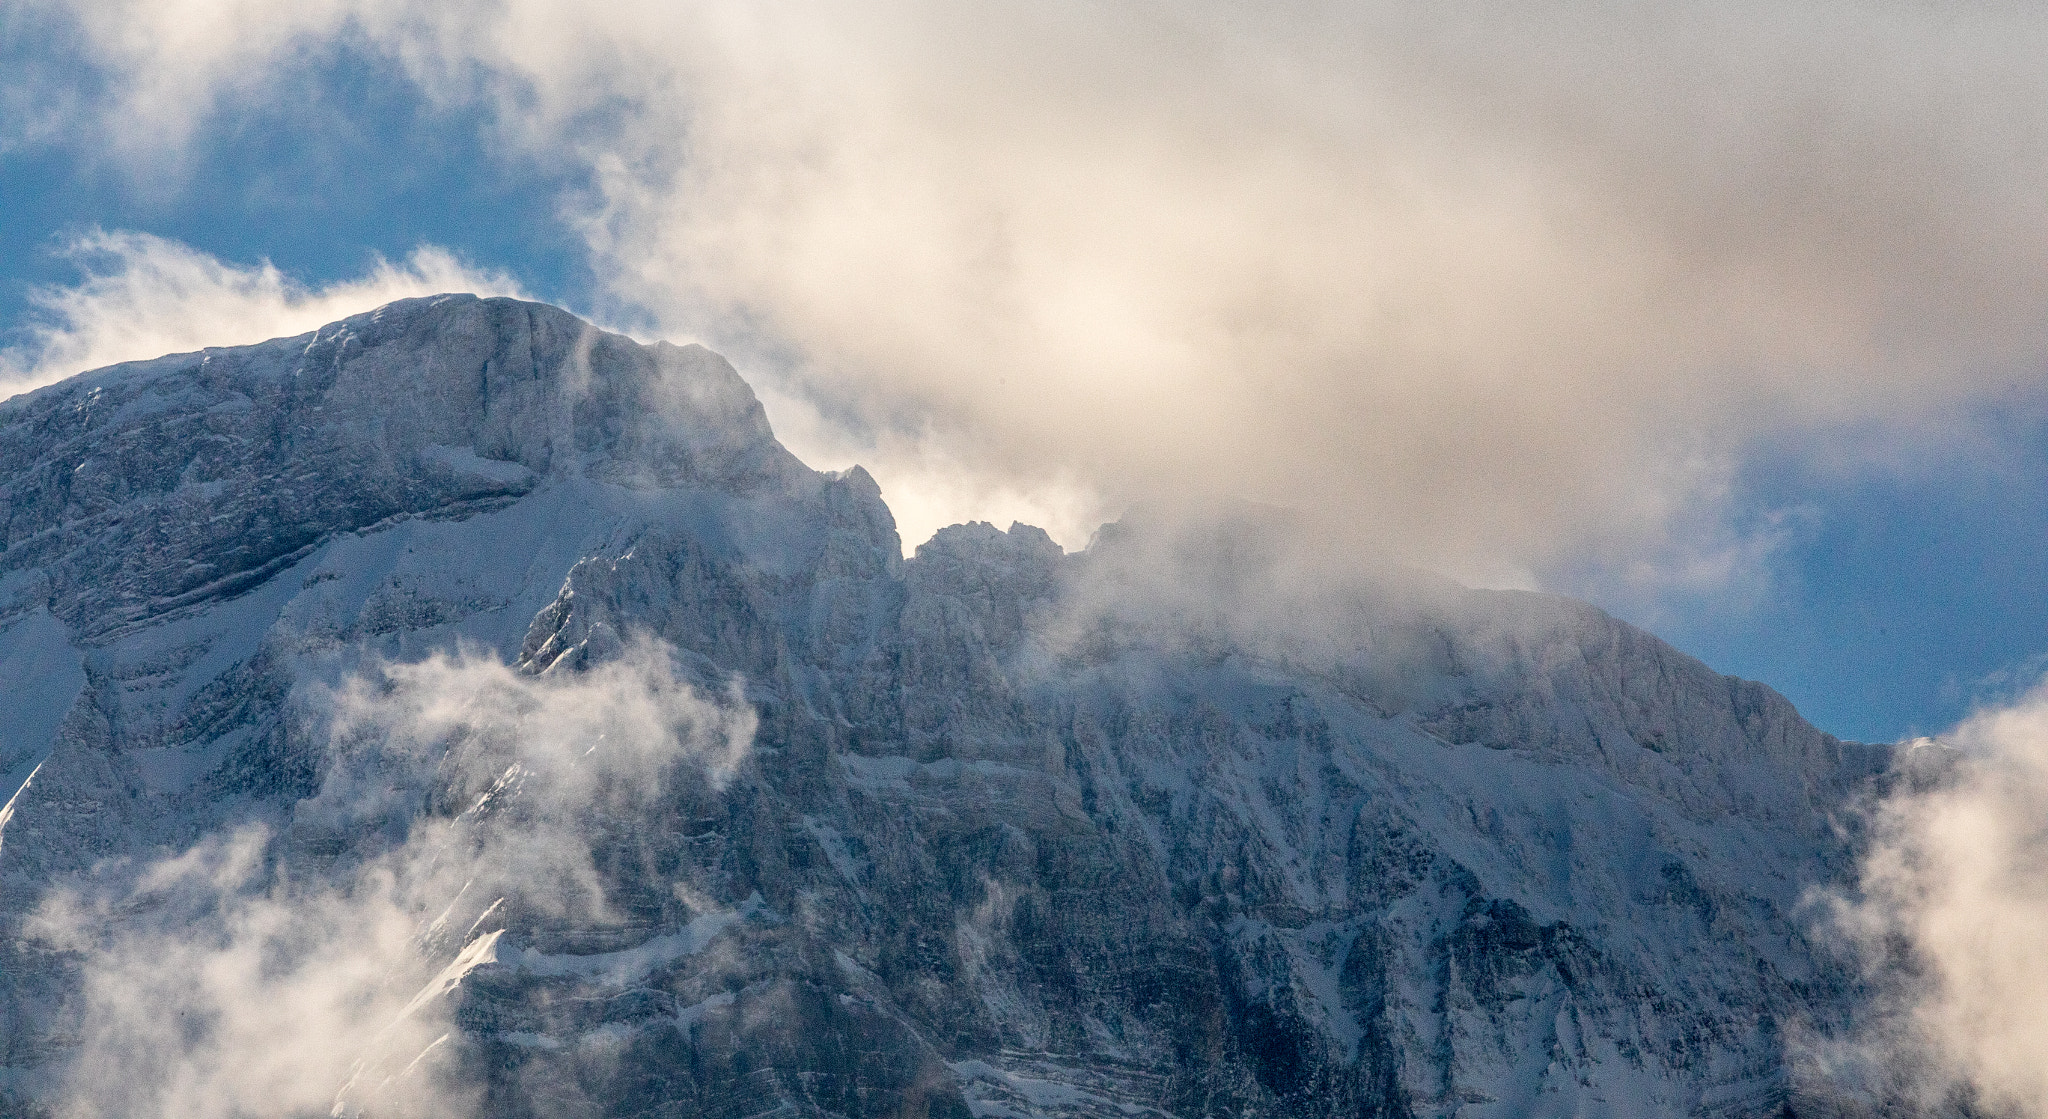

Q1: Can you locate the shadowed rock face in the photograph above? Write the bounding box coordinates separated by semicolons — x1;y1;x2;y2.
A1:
0;296;1895;1118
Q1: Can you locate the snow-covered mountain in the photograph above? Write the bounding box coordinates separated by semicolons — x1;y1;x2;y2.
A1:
0;295;1896;1117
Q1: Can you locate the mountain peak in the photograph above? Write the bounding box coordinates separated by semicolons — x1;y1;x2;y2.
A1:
0;293;1899;1118
0;295;812;638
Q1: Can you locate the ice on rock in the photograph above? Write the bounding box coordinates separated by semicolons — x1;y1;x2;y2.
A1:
0;295;1902;1117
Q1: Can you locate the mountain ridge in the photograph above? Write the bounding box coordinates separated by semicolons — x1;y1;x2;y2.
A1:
0;294;1896;1118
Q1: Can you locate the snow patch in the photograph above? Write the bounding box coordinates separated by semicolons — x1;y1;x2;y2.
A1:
499;893;762;986
419;443;536;489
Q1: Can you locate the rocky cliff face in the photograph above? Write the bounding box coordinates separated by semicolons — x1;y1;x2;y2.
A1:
0;296;1893;1117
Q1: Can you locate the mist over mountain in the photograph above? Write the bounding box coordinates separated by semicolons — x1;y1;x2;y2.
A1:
0;295;1923;1116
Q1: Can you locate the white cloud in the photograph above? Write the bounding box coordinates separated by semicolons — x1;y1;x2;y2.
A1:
1820;681;2048;1115
0;228;527;400
32;639;755;1119
19;0;2048;572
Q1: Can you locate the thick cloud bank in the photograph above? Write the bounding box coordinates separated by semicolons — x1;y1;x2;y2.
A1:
15;0;2048;574
1824;683;2048;1115
30;641;754;1119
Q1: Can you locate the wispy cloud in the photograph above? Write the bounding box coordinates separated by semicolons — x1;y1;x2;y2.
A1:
1818;681;2048;1115
32;639;755;1119
0;228;526;399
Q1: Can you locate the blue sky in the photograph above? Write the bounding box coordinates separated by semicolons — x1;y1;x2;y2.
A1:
5;4;2046;744
1612;433;2048;742
0;43;592;329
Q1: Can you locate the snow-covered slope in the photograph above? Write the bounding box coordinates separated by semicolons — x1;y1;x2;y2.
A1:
0;296;1893;1117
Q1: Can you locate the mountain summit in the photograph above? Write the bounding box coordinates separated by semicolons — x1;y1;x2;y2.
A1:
0;296;1891;1117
